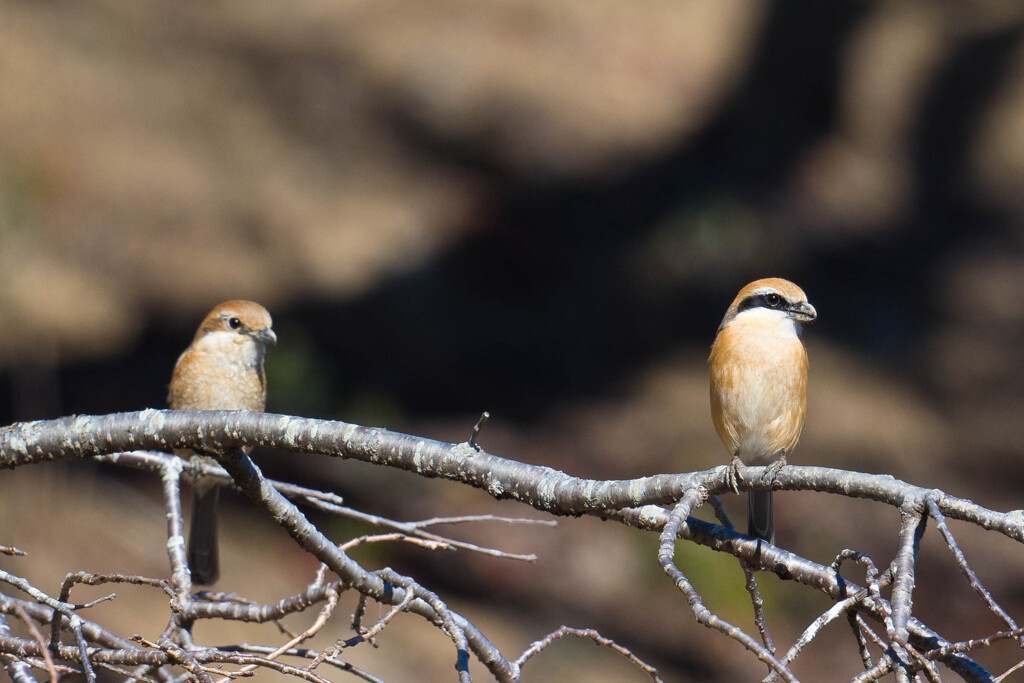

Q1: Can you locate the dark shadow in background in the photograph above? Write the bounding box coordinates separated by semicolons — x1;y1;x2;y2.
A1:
255;2;873;424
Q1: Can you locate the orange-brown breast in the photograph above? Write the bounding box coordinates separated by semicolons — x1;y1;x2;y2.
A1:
709;316;808;465
168;337;267;412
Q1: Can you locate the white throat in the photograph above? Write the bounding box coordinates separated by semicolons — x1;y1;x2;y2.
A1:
194;330;264;367
730;307;800;339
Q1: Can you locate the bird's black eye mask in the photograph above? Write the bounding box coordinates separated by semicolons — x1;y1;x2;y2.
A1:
736;291;789;314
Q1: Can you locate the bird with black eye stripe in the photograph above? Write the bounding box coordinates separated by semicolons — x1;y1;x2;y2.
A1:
709;279;816;544
169;300;277;585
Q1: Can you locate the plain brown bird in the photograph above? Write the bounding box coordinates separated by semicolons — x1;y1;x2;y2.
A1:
709;279;816;544
169;300;276;585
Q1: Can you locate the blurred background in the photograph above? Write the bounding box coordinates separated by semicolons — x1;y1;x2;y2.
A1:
2;1;1024;680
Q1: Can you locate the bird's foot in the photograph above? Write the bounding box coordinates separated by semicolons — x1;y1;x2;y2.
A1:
726;455;743;495
761;454;788;488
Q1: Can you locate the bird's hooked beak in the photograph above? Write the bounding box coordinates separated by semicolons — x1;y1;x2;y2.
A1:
789;301;817;323
252;327;278;346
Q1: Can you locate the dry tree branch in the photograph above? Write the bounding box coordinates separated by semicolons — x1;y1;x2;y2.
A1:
0;568;102;681
210;446;499;682
926;494;1022;642
994;657;1024;683
3;410;1021;539
102;450;545;562
50;573;172;655
12;603;59;683
301;498;551;562
852;612;879;666
924;628;1024;659
323;580;415;657
708;495;776;658
743;561;775;655
1;410;1024;680
658;490;796;682
623;504;998;682
0;594;145;653
216;585;340;683
0;611;44;683
886;507;928;682
224;644;383;683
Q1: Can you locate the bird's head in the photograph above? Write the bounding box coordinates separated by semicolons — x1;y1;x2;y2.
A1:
719;278;816;334
196;300;277;347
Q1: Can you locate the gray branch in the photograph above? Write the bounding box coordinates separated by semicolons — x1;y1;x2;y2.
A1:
1;409;1022;681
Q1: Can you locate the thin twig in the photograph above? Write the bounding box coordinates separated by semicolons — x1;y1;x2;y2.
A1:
926;495;1022;643
300;498;547;562
707;495;734;529
340;532;454;553
888;509;927;681
68;615;97;682
12;604;57;683
776;593;864;672
52;571;165;653
744;565;775;657
412;514;557;528
853;613;889;654
514;625;663;681
350;593;371;647
217;586;342;682
227;644;384;682
0;569;99;681
325;584;415;659
376;567;474;683
657;489;796;682
848;611;873;671
469;411;490;451
3;608;49;683
922;628;1024;659
141;637;214;683
994;658;1024;683
92;662;164;683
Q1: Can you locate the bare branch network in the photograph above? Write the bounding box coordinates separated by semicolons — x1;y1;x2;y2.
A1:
1;410;1023;681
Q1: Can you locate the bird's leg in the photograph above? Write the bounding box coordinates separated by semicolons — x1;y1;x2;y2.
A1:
726;454;744;494
762;452;788;487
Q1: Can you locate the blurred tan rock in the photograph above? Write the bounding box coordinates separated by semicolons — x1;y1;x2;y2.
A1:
973;43;1024;215
789;2;946;233
0;0;765;366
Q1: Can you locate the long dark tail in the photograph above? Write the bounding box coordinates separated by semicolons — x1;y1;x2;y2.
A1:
188;484;220;585
747;490;774;544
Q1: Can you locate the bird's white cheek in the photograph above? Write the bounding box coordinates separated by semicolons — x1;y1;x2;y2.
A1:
196;332;262;368
730;308;800;340
238;339;264;367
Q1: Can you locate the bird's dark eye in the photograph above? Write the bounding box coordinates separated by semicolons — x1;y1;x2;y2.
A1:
228;317;242;330
763;293;782;308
